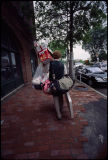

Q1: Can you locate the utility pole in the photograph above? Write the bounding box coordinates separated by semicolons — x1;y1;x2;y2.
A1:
66;3;69;74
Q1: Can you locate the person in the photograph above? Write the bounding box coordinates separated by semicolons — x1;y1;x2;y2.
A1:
49;50;65;120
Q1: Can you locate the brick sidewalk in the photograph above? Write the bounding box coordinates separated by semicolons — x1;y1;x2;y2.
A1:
1;82;106;159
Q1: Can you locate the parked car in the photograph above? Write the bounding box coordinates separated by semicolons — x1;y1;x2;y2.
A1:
75;65;86;76
74;62;84;69
76;67;107;86
93;62;107;72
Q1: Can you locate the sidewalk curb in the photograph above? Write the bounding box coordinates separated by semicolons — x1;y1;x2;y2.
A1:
75;79;107;99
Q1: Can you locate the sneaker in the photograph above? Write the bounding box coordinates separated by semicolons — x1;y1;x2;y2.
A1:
57;115;62;120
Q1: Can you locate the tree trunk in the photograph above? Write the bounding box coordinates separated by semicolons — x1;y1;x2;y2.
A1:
69;1;75;79
66;48;69;74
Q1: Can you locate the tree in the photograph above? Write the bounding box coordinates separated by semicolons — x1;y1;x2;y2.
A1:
34;1;107;78
48;40;67;58
99;50;107;61
82;26;107;61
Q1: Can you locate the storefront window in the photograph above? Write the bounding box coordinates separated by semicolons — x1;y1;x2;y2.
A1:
11;52;21;79
1;20;24;98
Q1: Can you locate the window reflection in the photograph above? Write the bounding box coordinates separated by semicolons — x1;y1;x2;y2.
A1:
1;50;21;84
1;20;24;98
11;52;19;79
13;66;19;78
11;52;16;65
1;50;13;83
1;51;10;67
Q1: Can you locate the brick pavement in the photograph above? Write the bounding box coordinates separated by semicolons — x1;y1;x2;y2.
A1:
1;82;105;159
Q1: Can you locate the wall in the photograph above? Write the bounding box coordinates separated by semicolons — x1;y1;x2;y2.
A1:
1;1;36;84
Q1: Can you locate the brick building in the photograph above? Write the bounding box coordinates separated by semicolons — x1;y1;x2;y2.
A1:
1;1;38;99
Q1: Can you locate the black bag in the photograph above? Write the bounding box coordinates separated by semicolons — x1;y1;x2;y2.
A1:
50;74;74;95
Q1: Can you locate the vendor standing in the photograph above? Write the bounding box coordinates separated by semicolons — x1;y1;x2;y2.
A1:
32;42;68;120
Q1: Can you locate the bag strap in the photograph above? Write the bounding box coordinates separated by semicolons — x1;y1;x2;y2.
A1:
50;61;55;80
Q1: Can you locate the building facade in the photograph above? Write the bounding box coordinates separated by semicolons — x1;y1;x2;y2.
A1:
1;1;38;98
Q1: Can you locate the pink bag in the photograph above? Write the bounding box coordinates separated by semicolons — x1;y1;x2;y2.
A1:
42;79;51;94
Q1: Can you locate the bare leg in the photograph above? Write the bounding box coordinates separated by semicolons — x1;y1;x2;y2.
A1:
53;96;62;119
65;92;74;119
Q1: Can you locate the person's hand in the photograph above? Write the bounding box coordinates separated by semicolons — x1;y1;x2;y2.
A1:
40;82;44;88
50;83;56;91
34;41;38;47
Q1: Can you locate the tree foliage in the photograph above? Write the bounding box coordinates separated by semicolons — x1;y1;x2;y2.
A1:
34;1;106;43
34;1;107;77
98;50;107;61
82;25;107;61
48;40;67;58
